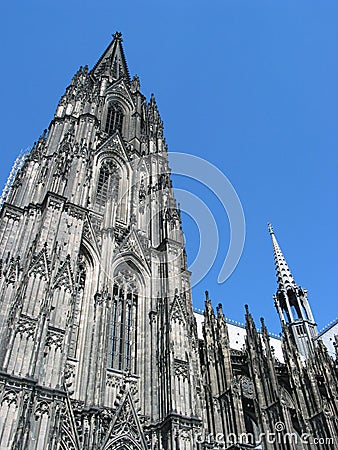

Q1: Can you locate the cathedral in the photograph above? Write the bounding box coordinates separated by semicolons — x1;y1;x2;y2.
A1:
0;32;337;450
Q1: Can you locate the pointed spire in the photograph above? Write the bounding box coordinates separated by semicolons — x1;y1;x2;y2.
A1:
92;32;130;81
268;222;296;290
204;290;215;318
245;304;262;352
245;304;255;331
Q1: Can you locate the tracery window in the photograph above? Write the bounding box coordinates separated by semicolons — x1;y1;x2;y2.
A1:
105;102;123;135
95;160;119;210
111;269;138;371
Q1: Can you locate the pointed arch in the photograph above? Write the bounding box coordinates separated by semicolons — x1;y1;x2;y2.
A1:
101;84;134;139
109;256;149;374
95;159;119;211
105;437;143;450
112;253;149;285
92;149;131;223
105;102;124;135
118;230;150;272
103;392;147;450
110;261;142;373
68;242;98;359
105;81;134;111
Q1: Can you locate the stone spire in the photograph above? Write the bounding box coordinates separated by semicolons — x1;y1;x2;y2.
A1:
92;31;130;81
269;223;318;358
268;222;296;289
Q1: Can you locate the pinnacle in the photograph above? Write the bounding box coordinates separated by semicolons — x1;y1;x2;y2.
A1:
216;303;224;318
149;93;157;107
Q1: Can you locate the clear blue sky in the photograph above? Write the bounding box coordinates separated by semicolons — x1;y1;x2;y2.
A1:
1;1;337;333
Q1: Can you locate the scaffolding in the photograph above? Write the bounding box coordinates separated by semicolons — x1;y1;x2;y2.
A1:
0;149;29;208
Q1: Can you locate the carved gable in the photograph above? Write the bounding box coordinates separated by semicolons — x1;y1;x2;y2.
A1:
97;133;129;164
53;256;74;292
28;245;50;280
169;291;186;324
118;229;150;270
103;393;147;450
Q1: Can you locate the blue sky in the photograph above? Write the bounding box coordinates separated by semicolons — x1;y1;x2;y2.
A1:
1;1;337;333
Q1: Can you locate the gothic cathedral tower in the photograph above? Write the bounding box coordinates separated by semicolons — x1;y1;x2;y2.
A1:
1;32;338;450
0;33;203;449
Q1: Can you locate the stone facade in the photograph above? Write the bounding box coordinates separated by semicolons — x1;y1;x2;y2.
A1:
0;33;337;449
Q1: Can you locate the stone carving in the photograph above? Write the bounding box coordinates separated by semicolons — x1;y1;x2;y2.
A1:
65;204;86;220
53;256;74;292
48;198;63;210
1;390;18;406
30;132;47;162
139;177;146;202
37;160;49;185
4;207;22;222
87;214;103;248
174;359;189;380
106;373;124;388
5;256;21;284
45;329;64;349
64;363;76;394
28;244;51;280
232;376;241;398
16;316;36;338
280;387;295;409
131;75;140;93
170;291;185;324
107;394;145;448
114;268;138;294
241;376;255;399
147;173;171;195
94;289;111;307
34;400;50;419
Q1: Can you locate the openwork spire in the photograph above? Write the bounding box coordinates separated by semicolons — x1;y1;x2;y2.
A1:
268;223;296;290
92;31;130;81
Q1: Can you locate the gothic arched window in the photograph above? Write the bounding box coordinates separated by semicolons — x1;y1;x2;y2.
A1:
111;270;138;372
95;160;119;211
105;102;123;135
96;164;110;208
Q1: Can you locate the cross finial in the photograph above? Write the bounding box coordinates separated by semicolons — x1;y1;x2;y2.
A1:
268;222;274;235
112;31;123;42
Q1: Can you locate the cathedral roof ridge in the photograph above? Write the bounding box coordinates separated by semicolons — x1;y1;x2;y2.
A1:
317;317;338;336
